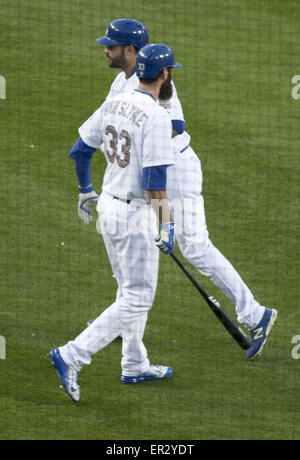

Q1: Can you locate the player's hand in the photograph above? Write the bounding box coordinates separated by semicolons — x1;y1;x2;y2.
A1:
78;191;99;224
155;222;175;255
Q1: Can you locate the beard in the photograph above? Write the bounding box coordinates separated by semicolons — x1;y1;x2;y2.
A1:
108;47;126;69
158;72;173;101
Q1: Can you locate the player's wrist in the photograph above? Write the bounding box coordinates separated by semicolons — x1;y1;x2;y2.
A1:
155;222;175;255
160;222;175;231
79;184;94;194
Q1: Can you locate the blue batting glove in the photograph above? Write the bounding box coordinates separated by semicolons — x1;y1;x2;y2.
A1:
155;222;175;255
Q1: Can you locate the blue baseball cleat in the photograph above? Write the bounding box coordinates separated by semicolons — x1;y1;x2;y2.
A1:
49;348;80;402
87;320;94;327
246;308;278;360
121;365;173;384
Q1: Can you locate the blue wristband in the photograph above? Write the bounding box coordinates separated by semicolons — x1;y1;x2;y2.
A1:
161;222;175;232
79;184;94;194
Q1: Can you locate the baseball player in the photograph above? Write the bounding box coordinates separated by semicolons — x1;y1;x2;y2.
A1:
87;19;277;360
49;44;181;402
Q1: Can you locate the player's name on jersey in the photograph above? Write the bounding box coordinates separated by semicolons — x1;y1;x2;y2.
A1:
104;99;149;128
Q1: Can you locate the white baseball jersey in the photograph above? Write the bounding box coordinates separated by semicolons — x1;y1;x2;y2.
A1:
79;89;174;201
105;71;190;152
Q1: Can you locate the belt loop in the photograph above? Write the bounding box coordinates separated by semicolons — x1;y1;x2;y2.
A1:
113;196;131;204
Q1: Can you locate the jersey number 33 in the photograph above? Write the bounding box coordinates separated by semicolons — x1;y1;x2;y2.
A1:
105;125;131;168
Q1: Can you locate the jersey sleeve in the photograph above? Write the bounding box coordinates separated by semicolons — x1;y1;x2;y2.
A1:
142;109;174;168
78;105;104;149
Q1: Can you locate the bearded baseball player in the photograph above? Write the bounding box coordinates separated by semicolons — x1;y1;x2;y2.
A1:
49;44;181;402
84;19;277;361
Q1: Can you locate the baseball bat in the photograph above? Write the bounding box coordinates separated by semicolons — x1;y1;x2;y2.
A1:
169;252;252;350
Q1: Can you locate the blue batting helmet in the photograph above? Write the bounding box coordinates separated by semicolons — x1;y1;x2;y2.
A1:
96;19;149;50
136;44;182;79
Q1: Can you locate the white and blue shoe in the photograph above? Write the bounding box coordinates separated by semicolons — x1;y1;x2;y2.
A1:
246;308;278;360
87;320;94;327
49;348;80;402
121;365;173;384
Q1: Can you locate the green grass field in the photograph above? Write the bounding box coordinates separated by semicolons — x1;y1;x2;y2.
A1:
1;0;300;440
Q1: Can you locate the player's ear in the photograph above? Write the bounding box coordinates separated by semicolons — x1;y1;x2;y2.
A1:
161;68;169;81
125;44;137;55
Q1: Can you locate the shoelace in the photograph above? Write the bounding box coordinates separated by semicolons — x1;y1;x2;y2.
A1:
67;368;79;389
151;365;164;375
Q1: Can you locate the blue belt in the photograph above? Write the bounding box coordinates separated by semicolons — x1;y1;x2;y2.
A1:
180;145;189;153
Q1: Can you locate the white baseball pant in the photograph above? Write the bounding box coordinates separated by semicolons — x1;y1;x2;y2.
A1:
167;146;265;330
60;192;159;375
